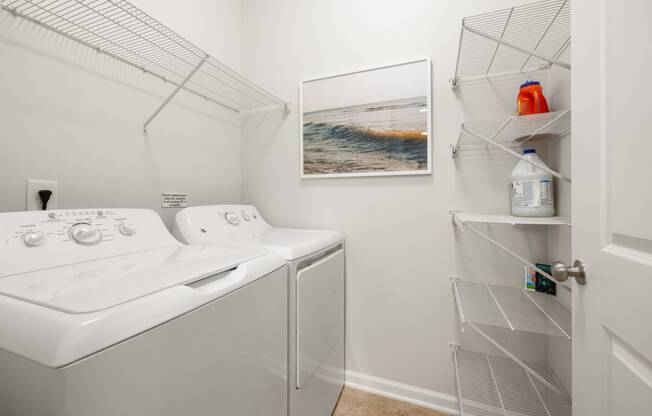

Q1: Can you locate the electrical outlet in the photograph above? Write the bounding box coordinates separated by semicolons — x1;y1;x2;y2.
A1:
26;179;58;211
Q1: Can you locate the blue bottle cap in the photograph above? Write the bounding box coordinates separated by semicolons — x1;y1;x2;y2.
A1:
520;80;541;89
523;148;536;154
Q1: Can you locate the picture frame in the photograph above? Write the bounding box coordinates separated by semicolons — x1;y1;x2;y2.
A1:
299;58;432;178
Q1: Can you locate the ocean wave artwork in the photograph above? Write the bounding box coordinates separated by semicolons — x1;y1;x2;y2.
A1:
302;97;429;176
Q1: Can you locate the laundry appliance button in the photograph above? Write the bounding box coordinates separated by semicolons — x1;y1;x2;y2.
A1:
119;223;137;236
22;231;46;247
69;223;103;245
225;212;240;225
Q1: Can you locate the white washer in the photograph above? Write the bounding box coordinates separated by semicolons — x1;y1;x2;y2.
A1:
0;208;288;416
173;205;345;416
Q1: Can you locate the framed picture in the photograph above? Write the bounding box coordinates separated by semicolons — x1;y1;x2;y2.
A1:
300;58;432;178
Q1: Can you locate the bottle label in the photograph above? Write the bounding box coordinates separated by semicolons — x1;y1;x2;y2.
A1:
511;179;554;208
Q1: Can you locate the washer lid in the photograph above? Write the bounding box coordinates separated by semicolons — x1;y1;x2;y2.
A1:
0;245;262;314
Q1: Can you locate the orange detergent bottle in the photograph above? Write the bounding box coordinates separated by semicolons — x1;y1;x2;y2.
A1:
517;81;550;115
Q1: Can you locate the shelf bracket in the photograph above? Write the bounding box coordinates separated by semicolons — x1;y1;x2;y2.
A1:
143;54;209;134
451;345;466;415
485;284;515;331
462;24;571;71
450;132;464;157
461;126;571;183
450;24;465;88
451;277;466;332
518;109;570;145
450;210;465;231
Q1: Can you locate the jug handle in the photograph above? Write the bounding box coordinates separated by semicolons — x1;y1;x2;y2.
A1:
531;88;547;113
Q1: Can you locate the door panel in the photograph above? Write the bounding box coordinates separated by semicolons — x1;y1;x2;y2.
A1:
296;249;345;389
607;333;652;415
573;0;652;415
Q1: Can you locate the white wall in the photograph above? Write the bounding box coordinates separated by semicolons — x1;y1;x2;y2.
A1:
240;0;563;410
0;0;243;227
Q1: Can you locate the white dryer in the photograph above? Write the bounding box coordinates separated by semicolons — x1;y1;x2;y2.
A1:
0;208;288;416
173;205;345;416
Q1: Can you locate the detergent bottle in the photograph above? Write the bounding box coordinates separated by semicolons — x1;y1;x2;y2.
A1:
510;149;555;217
517;81;549;115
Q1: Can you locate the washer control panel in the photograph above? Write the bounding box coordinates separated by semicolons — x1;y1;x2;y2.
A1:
0;209;177;277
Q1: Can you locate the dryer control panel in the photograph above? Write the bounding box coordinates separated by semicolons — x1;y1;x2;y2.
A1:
216;206;266;227
0;209;178;277
173;204;344;264
172;205;272;245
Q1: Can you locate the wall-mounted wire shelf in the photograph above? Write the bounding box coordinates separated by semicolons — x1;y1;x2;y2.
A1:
1;0;290;133
453;212;571;227
452;110;570;152
451;110;571;183
452;346;571;416
452;278;571;339
452;211;570;282
451;0;570;87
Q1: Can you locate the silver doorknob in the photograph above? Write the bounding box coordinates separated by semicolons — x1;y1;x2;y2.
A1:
551;259;587;285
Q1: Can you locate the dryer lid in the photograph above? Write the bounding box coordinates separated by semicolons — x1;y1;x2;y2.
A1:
0;245;262;314
249;228;342;260
173;205;343;260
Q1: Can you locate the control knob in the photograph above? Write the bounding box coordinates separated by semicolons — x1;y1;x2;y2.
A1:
118;223;137;236
225;212;240;225
69;223;103;245
22;231;46;247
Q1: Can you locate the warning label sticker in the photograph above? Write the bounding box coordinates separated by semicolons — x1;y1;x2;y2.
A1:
161;193;188;208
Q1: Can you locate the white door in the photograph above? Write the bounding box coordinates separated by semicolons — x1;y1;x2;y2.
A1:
572;0;652;415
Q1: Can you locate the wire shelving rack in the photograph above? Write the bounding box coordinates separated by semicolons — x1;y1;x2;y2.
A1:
1;0;290;132
452;346;571;416
451;0;571;87
449;2;573;414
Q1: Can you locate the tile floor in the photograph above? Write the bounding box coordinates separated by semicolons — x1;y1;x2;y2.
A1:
332;387;449;416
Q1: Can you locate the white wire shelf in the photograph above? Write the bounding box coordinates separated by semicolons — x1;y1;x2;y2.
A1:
453;110;571;152
452;278;571;339
453;212;571;227
1;0;289;132
452;346;571;416
452;211;570;283
451;0;571;87
451;110;571;183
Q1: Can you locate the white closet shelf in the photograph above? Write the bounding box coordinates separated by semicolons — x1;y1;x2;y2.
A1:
453;212;571;227
451;110;572;183
452;211;570;283
451;278;571;339
452;110;571;154
1;0;290;132
451;0;571;87
452;346;571;416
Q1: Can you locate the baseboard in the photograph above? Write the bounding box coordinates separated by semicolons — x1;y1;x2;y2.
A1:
344;370;459;415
